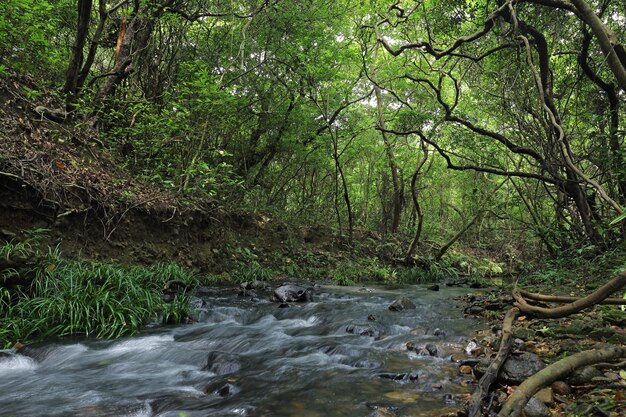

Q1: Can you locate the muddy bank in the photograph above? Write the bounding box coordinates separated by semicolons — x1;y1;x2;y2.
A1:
0;174;397;275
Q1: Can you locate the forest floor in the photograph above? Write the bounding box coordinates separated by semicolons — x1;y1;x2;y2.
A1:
463;286;626;417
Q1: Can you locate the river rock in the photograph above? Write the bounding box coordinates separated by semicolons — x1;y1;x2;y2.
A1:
501;352;545;384
377;371;419;382
346;324;381;338
567;365;603;385
187;297;209;322
352;359;382;369
241;280;271;291
388;297;416;311
203;352;241;375
202;381;240;397
368;407;398;417
475;352;545;384
523;396;551;417
551;380;571;395
272;284;312;302
406;342;438;356
432;328;446;337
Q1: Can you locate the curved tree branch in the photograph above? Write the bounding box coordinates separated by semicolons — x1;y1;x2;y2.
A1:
513;270;626;318
498;346;626;417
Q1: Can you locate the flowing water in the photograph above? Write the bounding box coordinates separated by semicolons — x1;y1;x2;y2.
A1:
0;284;484;417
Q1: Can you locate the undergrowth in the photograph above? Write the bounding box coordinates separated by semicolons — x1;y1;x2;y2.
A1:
0;239;198;348
524;242;626;287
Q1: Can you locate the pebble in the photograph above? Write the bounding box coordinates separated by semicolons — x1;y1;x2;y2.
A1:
459;365;473;374
551;380;571;395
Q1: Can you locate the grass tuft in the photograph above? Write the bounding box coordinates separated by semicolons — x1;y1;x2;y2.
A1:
0;242;198;348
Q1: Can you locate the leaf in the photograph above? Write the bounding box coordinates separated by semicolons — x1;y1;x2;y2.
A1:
619;369;626;381
609;211;626;226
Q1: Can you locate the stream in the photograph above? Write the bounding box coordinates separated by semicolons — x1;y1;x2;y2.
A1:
0;284;484;417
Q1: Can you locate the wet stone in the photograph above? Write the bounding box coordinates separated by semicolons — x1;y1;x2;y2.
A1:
352;359;382;369
406;342;439;356
421;344;439;357
409;326;427;336
464;305;485;315
202;381;240;398
204;352;241;375
377;371;419;383
367;406;398;417
388;297;416;311
459;365;473;375
428;284;440;291
272;284;312;303
346;324;381;338
432;328;446;337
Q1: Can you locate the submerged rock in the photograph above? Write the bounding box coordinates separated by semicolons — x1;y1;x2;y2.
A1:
272;284;313;303
388;297;416;311
377;371;419;382
367;407;398;417
203;352;241;375
406;342;439;357
346;324;381;338
202;381;240;397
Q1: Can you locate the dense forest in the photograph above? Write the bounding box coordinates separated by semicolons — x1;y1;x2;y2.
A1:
2;0;625;252
1;0;626;416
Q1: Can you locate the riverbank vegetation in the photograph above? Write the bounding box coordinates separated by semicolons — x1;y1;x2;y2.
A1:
0;235;197;348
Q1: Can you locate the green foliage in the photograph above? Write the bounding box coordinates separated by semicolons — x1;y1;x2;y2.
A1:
0;244;198;348
330;258;398;285
396;267;448;284
0;0;69;78
232;262;274;283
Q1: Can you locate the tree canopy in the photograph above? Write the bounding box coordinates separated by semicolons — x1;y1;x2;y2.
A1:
1;0;625;259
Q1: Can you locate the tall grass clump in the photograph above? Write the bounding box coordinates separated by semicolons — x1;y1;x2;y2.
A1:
0;242;199;348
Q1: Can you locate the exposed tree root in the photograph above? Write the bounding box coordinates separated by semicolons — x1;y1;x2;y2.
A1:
467;270;626;416
497;346;626;417
517;289;626;305
467;307;520;417
513;271;626;318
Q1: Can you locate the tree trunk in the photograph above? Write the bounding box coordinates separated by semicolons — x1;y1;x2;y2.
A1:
406;142;429;260
371;31;402;233
95;4;160;104
63;0;93;111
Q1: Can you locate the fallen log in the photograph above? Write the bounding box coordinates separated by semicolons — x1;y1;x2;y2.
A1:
498;346;626;417
467;307;520;417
